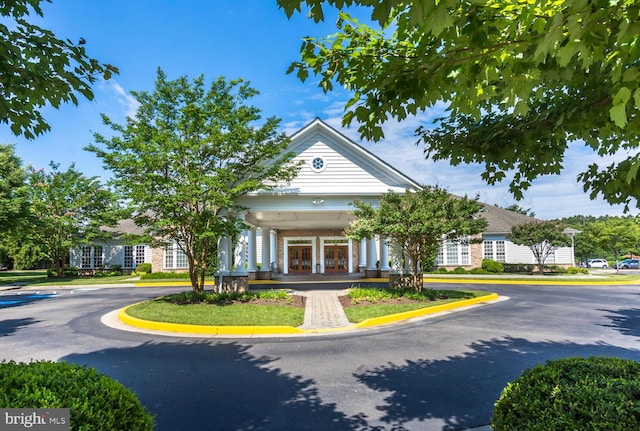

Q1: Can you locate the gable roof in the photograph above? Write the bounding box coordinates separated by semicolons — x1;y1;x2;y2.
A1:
479;204;539;234
272;118;421;195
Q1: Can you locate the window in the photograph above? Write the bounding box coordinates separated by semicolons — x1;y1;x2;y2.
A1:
81;246;92;269
310;156;325;172
484;240;506;262
94;246;103;268
80;245;103;269
164;243;188;269
125;245;147;268
437;238;471;266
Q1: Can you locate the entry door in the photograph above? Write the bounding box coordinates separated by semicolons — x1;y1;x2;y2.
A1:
288;246;312;274
324;245;348;273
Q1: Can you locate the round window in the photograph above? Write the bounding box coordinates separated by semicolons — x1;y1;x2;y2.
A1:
311;157;325;172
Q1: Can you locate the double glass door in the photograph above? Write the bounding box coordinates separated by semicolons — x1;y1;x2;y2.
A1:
324;245;348;273
288;246;312;274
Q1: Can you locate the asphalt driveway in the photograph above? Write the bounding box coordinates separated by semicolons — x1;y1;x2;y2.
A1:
1;282;639;430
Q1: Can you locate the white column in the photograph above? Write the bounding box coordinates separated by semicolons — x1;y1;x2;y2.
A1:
380;237;390;271
270;229;278;272
359;240;367;270
261;228;271;272
366;237;377;270
218;236;231;274
234;233;247;275
247;227;257;272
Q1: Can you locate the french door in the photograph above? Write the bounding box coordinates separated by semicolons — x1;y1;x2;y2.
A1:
324;245;348;273
288;246;312;274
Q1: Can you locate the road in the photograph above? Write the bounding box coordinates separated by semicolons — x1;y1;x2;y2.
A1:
1;282;639;431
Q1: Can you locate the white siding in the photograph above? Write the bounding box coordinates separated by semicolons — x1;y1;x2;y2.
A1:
506;242;535;264
285;140;395;194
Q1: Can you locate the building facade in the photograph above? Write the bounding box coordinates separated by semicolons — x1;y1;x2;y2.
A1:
71;119;577;278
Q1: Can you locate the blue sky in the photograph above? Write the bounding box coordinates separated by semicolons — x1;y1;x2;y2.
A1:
2;0;636;219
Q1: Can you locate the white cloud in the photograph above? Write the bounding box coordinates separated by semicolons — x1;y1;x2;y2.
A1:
108;80;140;118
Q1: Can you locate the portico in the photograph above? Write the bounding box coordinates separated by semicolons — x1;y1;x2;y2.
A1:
213;118;417;283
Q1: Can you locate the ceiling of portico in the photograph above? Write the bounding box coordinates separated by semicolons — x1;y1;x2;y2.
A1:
245;210;355;230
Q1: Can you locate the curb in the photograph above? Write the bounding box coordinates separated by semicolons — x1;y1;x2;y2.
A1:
114;293;502;337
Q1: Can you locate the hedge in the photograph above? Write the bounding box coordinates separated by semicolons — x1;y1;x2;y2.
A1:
0;360;154;431
492;356;640;430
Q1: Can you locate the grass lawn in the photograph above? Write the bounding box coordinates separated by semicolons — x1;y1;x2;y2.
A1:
126;301;305;326
0;270;136;286
124;288;491;327
125;290;306;327
342;288;491;323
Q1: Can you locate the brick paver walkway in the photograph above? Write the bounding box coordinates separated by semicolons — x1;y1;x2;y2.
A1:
299;290;351;330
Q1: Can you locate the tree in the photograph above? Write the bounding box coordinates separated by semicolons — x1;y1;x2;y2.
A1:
508;221;571;275
592;217;640;273
0;144;29;234
25;162;118;277
346;186;487;292
86;69;300;293
503;204;535;218
1;0;118;138
279;0;640;209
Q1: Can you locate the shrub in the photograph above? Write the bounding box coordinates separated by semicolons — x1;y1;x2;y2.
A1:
482;259;504;273
452;266;467;274
469;267;490;274
47;267;79;278
136;263;152;274
436;267;448;273
567;266;589;274
0;360;154;430
503;263;534;273
544;264;568;273
492;356;640;431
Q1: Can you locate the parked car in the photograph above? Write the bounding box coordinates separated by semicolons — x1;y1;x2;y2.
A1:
613;259;639;269
586;259;609;268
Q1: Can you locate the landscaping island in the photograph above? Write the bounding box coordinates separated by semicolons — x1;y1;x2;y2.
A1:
123;287;492;327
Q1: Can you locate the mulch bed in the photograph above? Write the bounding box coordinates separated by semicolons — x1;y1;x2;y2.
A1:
338;295;432;308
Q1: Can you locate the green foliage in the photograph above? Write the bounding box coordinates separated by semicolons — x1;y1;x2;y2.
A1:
436;267;448;273
452;266;467;274
591;217;640;270
25;163;118;277
509;221;571;275
0;145;29;234
492;356;640;431
159;289;291;305
280;0;640;209
503;263;535;273
347;286;443;303
0;360;153;430
87;69;301;293
0;0;118;139
347;186;487;291
46;267;78;278
469;267;490;274
567;266;589;274
135;263;152;274
482;259;504;273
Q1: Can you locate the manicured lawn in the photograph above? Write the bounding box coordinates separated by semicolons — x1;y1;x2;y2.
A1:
342;288;491;323
125;290;305;326
126;301;305;326
0;270;136;286
124;288;491;327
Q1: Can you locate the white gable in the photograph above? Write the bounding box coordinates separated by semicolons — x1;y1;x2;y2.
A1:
274;119;420;196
